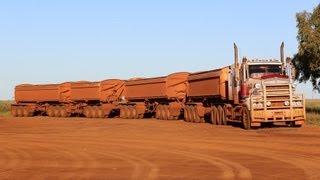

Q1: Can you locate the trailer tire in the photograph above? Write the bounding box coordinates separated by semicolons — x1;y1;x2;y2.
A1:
124;106;131;119
22;108;30;117
192;106;201;123
97;108;104;118
54;107;61;117
130;106;137;119
164;106;170;120
11;107;18;117
60;108;68;118
16;107;22;117
218;106;226;125
120;106;125;119
155;106;160;119
84;107;91;118
210;106;217;125
47;108;54;117
184;106;191;122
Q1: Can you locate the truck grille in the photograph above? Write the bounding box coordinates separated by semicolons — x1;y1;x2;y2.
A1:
265;84;290;109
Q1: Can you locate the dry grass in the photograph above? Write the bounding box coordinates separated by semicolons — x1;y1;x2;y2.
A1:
305;99;320;125
0;100;13;117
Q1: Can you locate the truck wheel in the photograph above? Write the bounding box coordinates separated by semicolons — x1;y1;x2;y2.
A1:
217;106;224;125
222;105;232;125
242;107;251;130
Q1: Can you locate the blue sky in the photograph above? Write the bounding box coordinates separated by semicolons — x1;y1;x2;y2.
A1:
1;0;319;100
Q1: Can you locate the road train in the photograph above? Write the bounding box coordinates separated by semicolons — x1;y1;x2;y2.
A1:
11;43;306;129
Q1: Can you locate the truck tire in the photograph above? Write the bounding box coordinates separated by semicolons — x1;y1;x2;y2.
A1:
242;107;251;130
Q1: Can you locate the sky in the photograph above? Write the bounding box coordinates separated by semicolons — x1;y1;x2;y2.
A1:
0;0;320;100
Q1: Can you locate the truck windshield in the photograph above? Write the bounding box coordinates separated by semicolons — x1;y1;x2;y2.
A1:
249;65;282;78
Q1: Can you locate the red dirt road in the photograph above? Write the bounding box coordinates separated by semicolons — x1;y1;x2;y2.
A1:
0;117;320;180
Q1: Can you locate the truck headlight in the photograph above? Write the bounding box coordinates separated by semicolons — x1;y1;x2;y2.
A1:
255;83;261;89
266;101;272;107
292;83;297;88
284;101;290;106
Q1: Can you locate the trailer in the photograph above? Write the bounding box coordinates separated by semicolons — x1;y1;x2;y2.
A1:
120;72;189;120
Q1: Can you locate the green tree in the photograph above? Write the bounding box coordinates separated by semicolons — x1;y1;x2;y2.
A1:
293;4;320;92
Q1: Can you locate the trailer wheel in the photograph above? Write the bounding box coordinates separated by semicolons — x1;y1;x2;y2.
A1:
155;106;160;119
97;108;105;118
22;108;29;117
130;106;137;119
47;108;54;117
158;105;164;120
16;107;22;117
164;106;170;120
11;107;18;117
192;106;201;123
84;107;91;118
124;106;130;119
60;108;68;118
218;106;225;125
210;106;217;125
54;107;61;117
120;106;125;118
184;106;190;122
242;107;251;130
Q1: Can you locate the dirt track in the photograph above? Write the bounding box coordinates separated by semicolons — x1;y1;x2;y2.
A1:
0;117;320;179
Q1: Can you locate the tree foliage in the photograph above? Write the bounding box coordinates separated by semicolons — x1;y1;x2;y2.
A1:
293;4;320;92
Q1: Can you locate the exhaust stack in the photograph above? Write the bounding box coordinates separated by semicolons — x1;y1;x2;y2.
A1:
234;43;239;67
233;43;239;104
280;42;285;64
